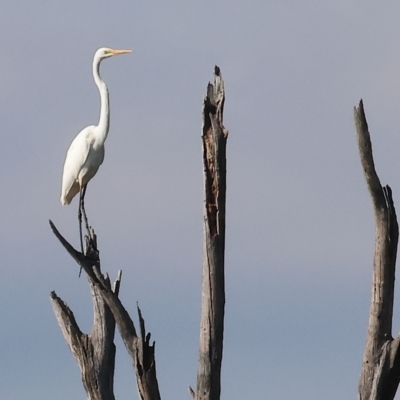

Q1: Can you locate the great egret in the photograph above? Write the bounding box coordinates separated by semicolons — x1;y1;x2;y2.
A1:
60;47;132;253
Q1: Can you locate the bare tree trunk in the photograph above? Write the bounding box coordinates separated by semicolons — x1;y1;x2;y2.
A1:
192;66;228;400
354;100;400;400
50;231;119;400
50;222;161;400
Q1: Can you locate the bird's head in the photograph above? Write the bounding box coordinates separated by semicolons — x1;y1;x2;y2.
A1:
95;47;132;61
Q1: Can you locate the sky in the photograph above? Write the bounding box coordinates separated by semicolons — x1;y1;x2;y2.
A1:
2;1;400;399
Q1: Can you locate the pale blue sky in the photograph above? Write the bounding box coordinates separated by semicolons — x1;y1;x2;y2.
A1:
1;1;400;399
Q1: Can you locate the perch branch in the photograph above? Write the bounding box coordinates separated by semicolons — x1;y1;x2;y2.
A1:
50;220;161;400
50;226;118;400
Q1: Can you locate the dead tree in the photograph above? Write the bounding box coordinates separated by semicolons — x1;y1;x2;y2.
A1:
190;66;228;400
50;222;161;400
354;100;400;400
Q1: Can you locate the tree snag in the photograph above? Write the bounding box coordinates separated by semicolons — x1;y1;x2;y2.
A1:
354;100;400;400
50;228;119;400
50;221;161;400
192;66;228;400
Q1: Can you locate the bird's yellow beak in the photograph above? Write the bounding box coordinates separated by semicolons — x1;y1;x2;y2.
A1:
110;49;132;56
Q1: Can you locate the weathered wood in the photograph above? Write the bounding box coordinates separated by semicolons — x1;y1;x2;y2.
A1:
354;100;400;400
50;228;119;400
195;66;228;400
50;220;161;400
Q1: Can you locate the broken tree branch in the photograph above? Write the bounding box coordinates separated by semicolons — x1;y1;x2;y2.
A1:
354;100;400;400
50;220;161;400
50;226;118;400
195;66;228;400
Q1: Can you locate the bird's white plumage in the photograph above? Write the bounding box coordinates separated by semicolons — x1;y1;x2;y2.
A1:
60;47;131;206
60;125;105;205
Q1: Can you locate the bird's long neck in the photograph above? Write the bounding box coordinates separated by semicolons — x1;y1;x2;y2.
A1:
93;57;110;144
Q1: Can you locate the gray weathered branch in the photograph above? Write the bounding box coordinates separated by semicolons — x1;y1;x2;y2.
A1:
50;220;161;400
194;66;228;400
50;227;118;400
354;100;400;400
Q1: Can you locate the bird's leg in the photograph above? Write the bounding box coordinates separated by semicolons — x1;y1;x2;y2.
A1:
81;184;90;235
78;185;89;278
78;186;85;256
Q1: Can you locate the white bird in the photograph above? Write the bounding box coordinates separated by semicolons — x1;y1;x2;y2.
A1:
60;47;132;253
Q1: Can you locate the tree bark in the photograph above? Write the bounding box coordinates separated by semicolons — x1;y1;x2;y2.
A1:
50;230;119;400
50;221;161;400
193;66;228;400
354;100;400;400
